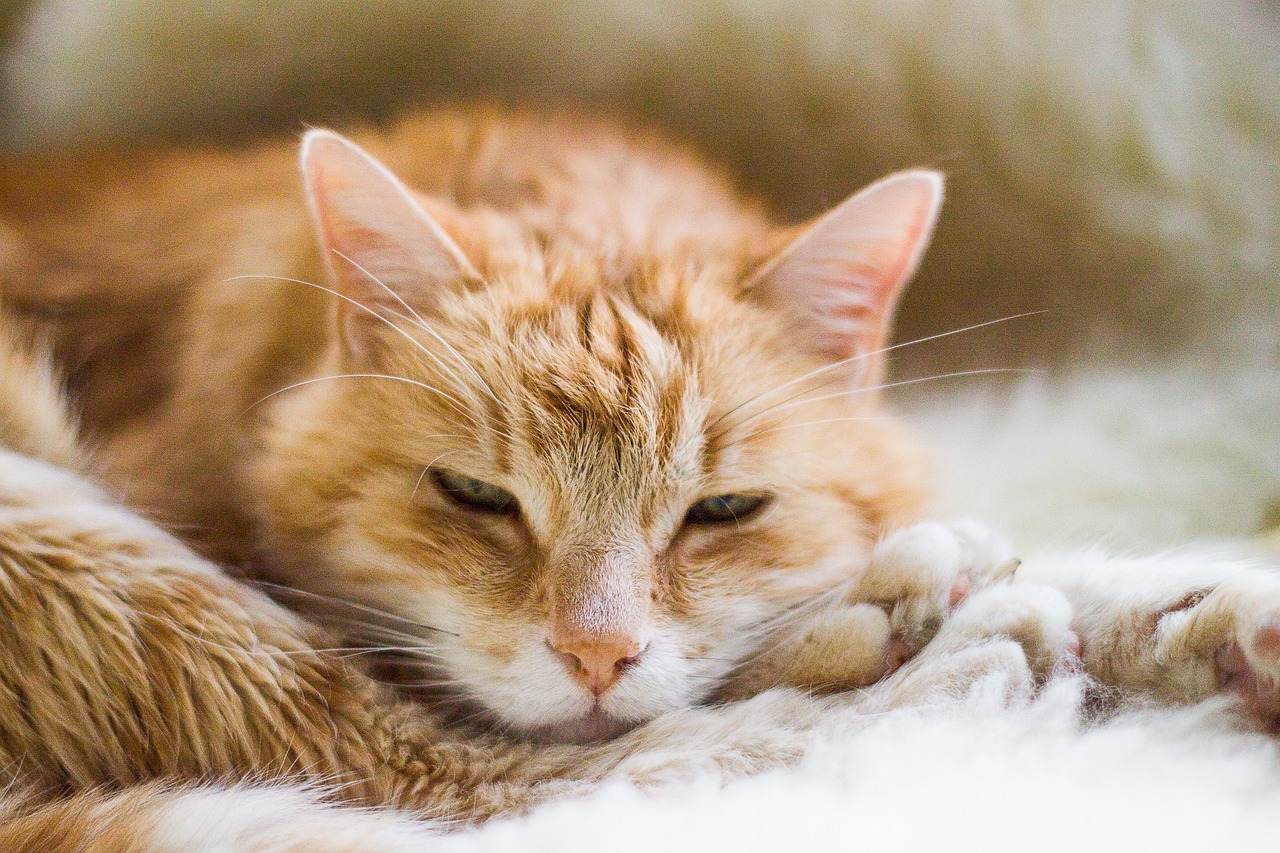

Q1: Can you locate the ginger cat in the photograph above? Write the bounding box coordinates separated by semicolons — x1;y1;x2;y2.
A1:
5;108;956;743
2;106;1280;845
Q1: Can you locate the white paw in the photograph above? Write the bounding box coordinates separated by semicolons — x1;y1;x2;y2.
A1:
608;691;817;785
930;583;1080;680
853;520;1021;670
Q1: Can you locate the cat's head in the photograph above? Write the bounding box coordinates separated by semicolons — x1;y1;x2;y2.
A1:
253;126;941;742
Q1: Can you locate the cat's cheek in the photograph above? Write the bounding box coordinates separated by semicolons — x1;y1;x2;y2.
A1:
761;549;871;601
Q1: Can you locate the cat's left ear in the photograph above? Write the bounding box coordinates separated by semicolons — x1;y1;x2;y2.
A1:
300;128;481;358
744;170;943;385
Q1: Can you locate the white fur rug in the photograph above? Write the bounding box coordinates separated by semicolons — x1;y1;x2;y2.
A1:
2;1;1280;849
440;691;1280;852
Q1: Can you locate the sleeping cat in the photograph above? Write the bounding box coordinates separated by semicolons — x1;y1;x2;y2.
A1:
0;283;1070;842
5;108;986;743
1;108;1279;842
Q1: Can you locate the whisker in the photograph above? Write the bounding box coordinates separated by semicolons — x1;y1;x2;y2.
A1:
346;631;439;653
251;581;459;637
720;416;888;447
713;367;1043;442
372;644;450;662
299;614;441;646
393;676;475;689
224;273;467;393
331;249;503;406
707;311;1047;434
135;611;442;661
225;273;513;441
331;645;445;659
239;373;484;433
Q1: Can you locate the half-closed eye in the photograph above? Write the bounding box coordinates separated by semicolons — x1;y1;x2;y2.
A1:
431;468;520;516
684;493;771;525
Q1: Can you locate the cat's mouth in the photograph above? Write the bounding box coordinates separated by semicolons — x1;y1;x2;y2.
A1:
527;706;645;744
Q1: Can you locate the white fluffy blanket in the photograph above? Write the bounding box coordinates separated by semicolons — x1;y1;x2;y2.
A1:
440;692;1280;852
3;1;1280;848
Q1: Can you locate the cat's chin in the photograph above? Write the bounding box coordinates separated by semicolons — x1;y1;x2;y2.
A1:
524;708;647;744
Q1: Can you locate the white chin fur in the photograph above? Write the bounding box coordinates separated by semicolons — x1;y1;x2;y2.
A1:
525;709;647;744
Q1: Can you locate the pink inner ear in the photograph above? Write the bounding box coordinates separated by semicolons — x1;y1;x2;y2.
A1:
300;129;479;299
750;170;944;377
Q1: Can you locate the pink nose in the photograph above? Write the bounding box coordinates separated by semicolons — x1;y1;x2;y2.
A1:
550;634;645;696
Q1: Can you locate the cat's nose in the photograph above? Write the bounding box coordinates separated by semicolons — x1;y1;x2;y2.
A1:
549;634;646;696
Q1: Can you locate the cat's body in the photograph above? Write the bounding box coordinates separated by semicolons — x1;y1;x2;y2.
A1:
2;106;1280;846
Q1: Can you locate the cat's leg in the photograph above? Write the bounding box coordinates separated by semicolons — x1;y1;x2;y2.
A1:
0;443;617;822
1015;548;1280;724
719;520;1022;697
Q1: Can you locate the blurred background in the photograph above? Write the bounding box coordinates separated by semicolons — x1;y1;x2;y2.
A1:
2;0;1277;373
1;0;1279;548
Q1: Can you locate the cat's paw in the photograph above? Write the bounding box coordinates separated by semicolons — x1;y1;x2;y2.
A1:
854;520;1022;674
929;583;1080;681
859;584;1078;709
1152;572;1280;727
715;520;1024;698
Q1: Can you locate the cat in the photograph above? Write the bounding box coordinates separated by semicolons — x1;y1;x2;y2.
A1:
2;106;1279;844
3;107;973;744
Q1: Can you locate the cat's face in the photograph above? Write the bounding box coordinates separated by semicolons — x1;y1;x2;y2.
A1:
254;130;941;742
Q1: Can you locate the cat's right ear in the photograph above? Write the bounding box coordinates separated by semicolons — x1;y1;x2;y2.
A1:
743;170;943;387
300;129;481;359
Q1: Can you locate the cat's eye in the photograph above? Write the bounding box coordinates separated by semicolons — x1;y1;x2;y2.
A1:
684;493;770;525
431;469;520;516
